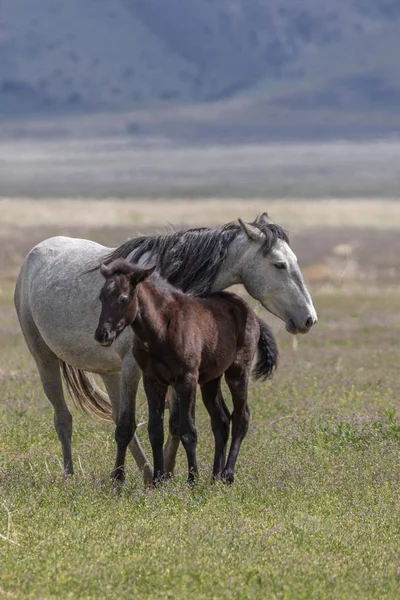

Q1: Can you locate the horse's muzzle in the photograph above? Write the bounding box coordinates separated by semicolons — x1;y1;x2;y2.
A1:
286;314;317;335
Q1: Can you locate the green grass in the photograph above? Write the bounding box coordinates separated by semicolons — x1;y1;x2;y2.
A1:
2;220;400;598
2;293;400;599
2;387;400;599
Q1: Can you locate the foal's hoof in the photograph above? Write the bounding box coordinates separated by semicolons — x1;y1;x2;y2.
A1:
110;467;125;484
221;471;234;485
152;475;167;488
187;471;199;487
63;461;74;477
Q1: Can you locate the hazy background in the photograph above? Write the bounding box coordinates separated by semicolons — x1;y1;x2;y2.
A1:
1;0;400;197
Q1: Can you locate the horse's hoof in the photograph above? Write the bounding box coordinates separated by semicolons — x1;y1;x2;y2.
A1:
143;463;154;486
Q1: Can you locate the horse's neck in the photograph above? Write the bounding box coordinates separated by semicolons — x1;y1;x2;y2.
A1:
131;282;172;344
211;235;244;292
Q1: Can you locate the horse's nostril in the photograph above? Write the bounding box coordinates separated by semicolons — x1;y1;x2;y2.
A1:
305;317;313;328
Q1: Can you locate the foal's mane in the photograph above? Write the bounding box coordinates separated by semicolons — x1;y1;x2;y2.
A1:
102;218;288;297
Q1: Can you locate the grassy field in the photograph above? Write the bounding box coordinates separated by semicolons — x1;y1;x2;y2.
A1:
1;199;400;599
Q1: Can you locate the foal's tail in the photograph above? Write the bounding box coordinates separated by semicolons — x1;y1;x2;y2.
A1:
61;362;114;422
252;318;279;381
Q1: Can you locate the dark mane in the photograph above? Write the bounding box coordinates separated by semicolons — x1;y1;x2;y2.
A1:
102;219;288;297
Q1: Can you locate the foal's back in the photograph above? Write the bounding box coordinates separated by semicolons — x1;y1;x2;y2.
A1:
198;290;257;341
195;292;259;382
146;286;259;384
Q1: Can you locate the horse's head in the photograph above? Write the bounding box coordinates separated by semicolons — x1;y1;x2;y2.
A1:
95;259;155;347
235;213;317;334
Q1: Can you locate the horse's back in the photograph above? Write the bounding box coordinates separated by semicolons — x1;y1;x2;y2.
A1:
19;235;108;273
15;235;107;317
14;236;127;372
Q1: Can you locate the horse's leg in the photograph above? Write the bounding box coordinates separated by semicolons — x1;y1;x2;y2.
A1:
17;315;73;474
142;376;167;483
200;378;230;479
175;375;198;484
222;366;250;484
40;358;74;475
101;369;153;484
100;373;120;422
163;388;181;476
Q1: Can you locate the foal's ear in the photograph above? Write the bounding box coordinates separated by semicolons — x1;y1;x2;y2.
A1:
100;263;111;278
130;265;156;286
238;218;264;242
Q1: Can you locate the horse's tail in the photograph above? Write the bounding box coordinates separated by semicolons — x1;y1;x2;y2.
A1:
252;318;279;381
60;361;113;422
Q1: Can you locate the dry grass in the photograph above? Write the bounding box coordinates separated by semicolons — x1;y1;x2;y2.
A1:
2;198;400;229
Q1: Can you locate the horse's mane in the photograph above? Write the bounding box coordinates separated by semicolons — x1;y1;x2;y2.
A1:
102;219;288;297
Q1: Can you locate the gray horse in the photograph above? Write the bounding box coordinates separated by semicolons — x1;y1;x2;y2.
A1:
14;213;317;482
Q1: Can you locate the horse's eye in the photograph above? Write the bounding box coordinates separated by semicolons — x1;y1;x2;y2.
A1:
119;295;128;304
274;262;286;270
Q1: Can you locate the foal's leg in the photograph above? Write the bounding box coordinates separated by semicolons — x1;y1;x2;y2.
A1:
175;375;198;483
200;378;230;479
111;355;150;483
102;367;153;484
220;395;231;430
163;388;181;476
143;376;168;483
222;367;250;484
164;389;199;476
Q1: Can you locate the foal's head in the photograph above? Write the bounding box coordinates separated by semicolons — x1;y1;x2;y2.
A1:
95;259;155;347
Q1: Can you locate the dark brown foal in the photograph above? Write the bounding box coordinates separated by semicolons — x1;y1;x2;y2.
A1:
95;258;278;484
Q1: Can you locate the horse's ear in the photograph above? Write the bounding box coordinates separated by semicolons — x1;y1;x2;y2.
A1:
145;265;156;278
238;218;264;242
100;263;111;278
257;212;273;225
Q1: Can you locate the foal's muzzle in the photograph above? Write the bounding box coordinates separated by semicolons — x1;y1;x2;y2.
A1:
94;326;116;347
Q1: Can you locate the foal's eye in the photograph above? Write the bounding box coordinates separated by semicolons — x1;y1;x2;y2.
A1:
118;295;128;305
274;262;286;270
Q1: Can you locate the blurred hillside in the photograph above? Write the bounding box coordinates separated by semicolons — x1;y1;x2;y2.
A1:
1;0;400;140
